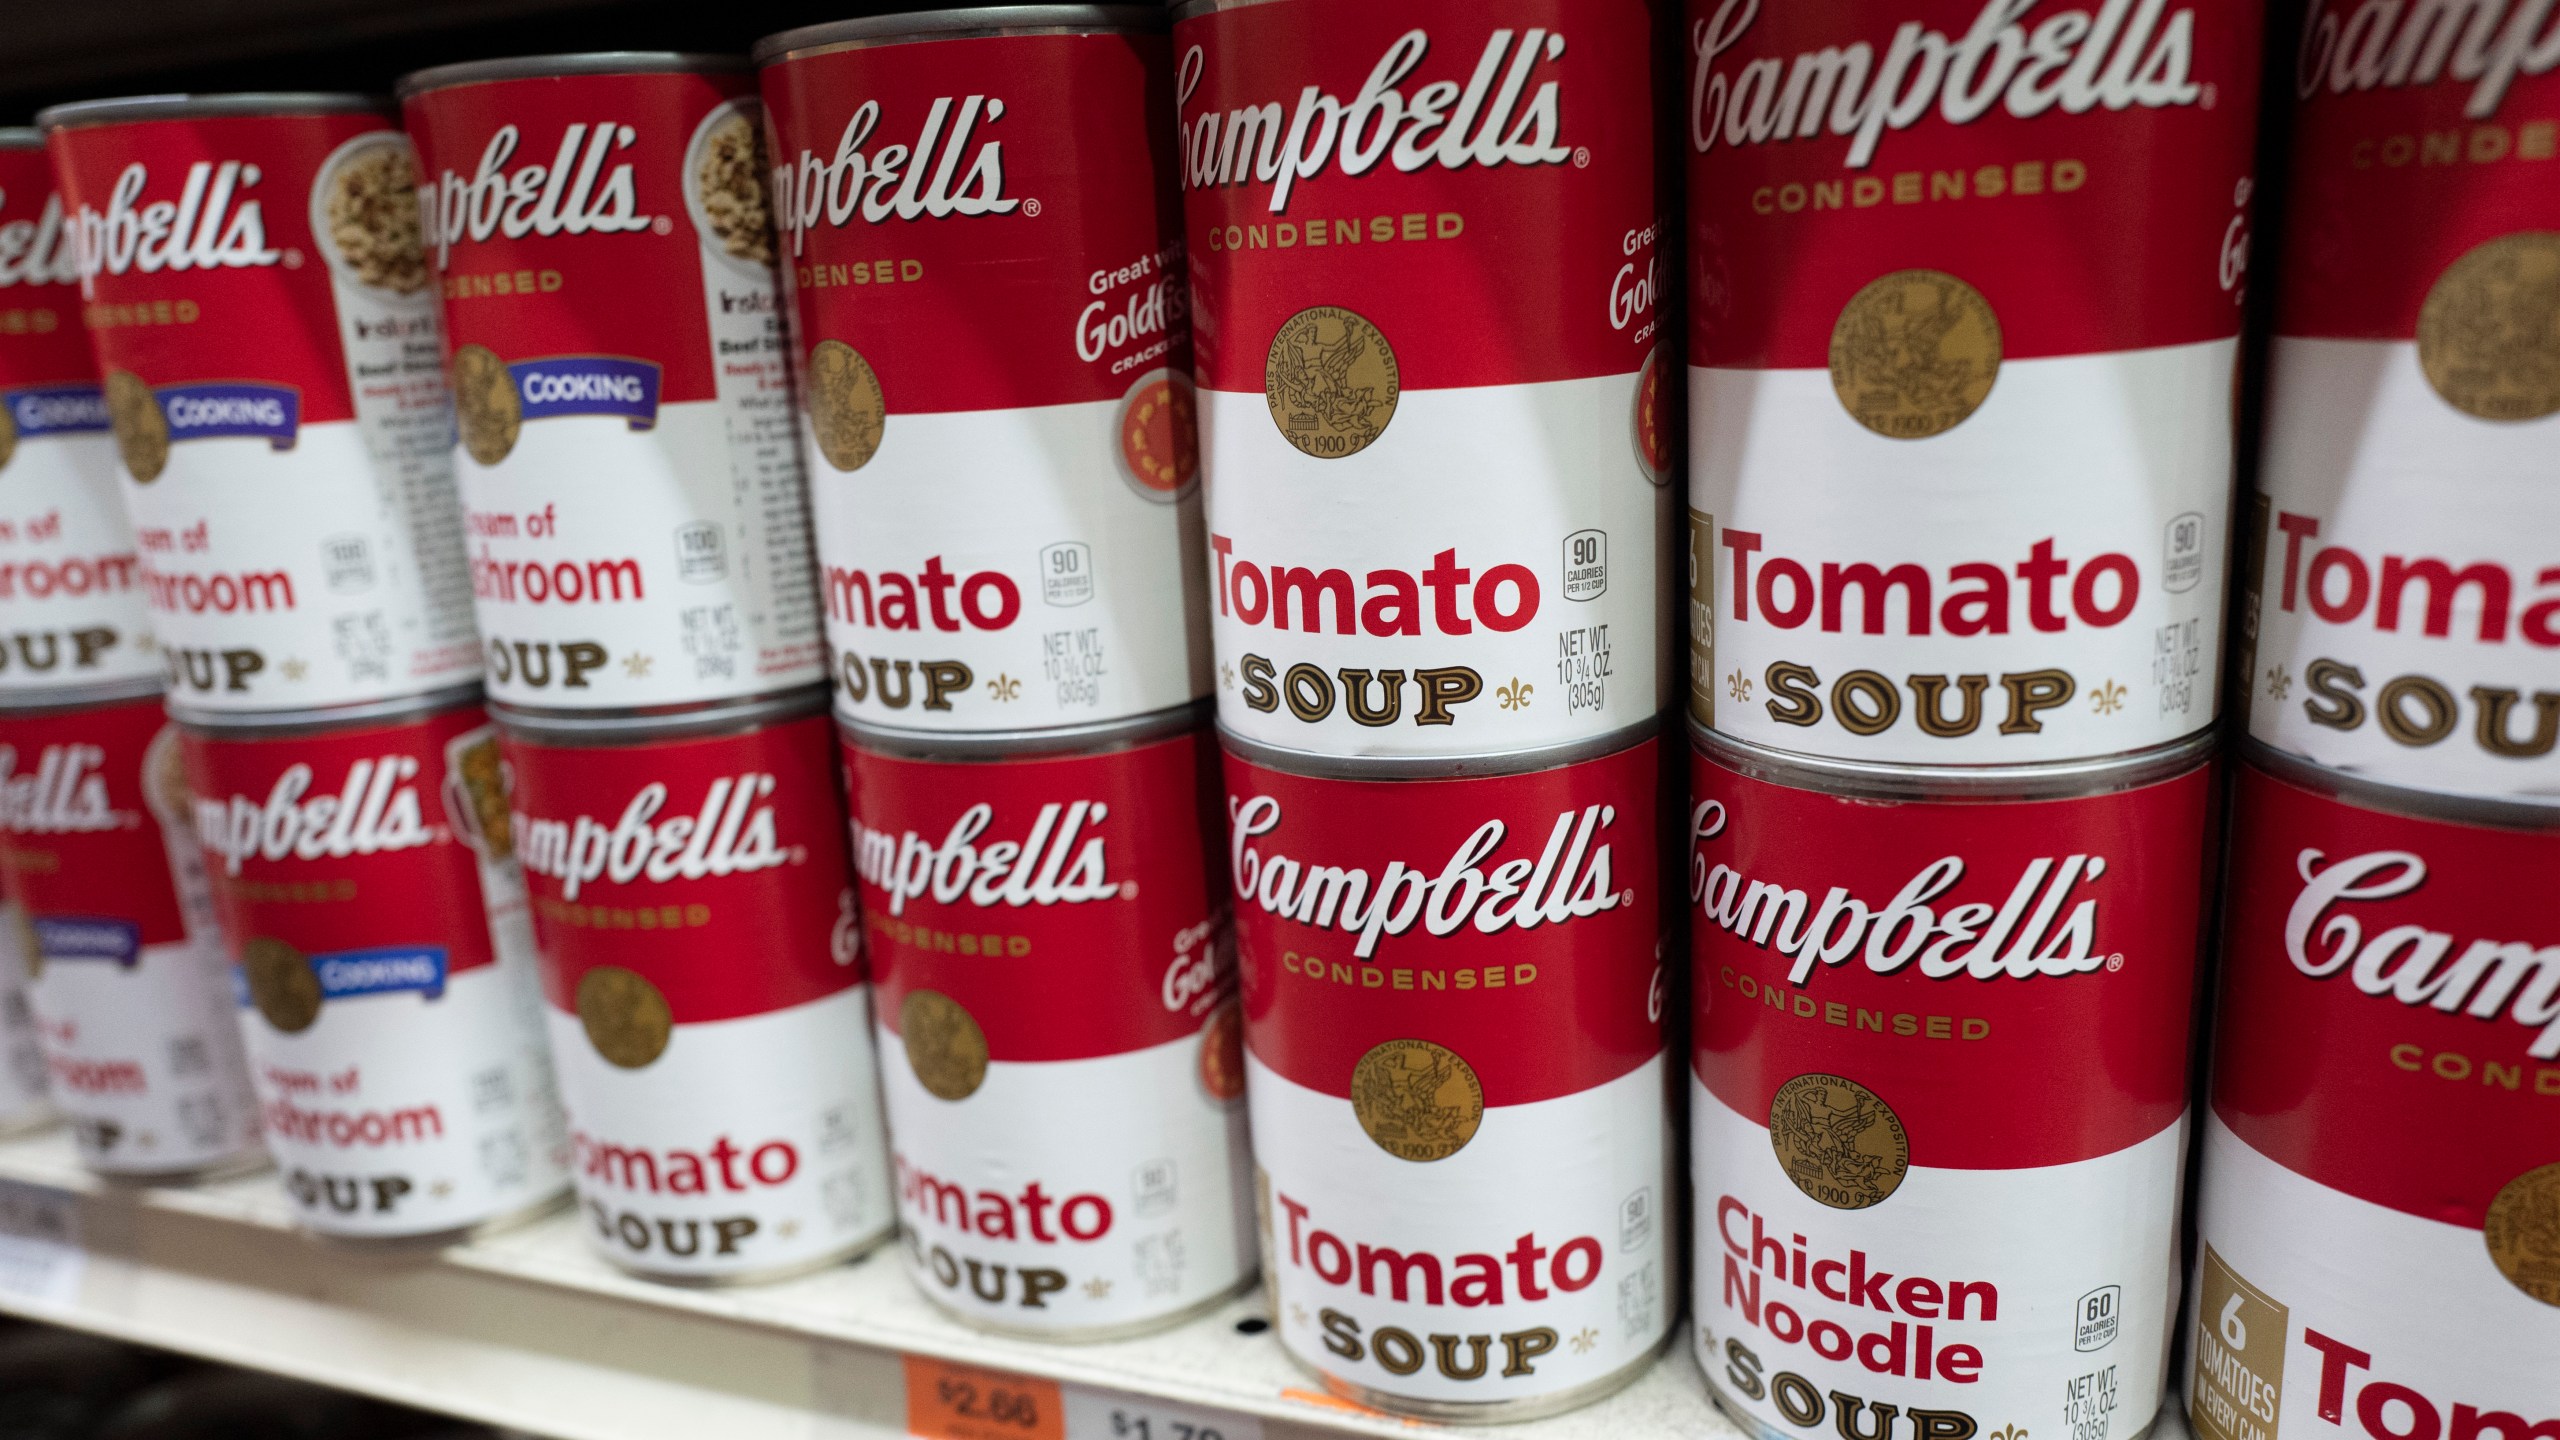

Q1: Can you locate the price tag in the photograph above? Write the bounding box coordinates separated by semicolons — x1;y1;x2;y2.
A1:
0;1180;82;1308
904;1355;1065;1440
1062;1385;1264;1440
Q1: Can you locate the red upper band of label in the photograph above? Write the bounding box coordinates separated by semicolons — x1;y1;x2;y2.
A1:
0;146;97;391
1228;735;1668;1107
1686;0;2266;367
1690;742;2213;1170
842;726;1227;1062
2212;760;2560;1230
178;705;503;974
501;712;863;1021
0;694;190;945
1174;0;1670;392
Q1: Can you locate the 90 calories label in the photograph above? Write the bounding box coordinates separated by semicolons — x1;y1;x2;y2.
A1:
44;108;481;711
403;64;825;712
759;21;1210;734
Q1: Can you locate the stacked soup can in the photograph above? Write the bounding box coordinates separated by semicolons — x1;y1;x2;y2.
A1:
397;52;893;1282
755;5;1253;1334
1178;0;1680;1415
1681;3;2259;1437
14;93;563;1230
2190;3;2560;1430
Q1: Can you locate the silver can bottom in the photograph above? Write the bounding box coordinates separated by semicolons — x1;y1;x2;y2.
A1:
87;1150;271;1187
908;1265;1256;1344
294;1186;573;1253
594;1221;896;1289
1285;1321;1671;1424
0;1104;57;1141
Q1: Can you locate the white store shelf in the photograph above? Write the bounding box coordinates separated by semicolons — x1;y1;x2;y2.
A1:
0;1123;1736;1440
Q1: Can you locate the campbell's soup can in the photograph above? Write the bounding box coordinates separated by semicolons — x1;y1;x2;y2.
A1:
1687;726;2215;1440
0;903;53;1134
2235;4;2560;807
498;689;892;1280
173;690;569;1239
0;687;261;1176
400;56;826;715
0;132;156;698
2189;748;2559;1440
1225;723;1674;1418
1684;0;2263;765
39;97;480;712
757;9;1210;736
1174;0;1676;763
840;707;1252;1335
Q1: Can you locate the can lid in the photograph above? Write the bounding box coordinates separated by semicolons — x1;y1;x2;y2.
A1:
842;698;1206;761
1223;712;1666;782
167;682;485;736
0;676;166;717
396;52;751;100
0;128;40;151
38;93;389;131
2238;737;2560;833
492;684;828;747
1690;721;2218;803
752;6;1164;64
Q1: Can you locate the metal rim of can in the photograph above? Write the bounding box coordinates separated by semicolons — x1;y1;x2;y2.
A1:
600;1223;894;1287
752;5;1164;64
1221;711;1667;782
296;1185;572;1250
2239;737;2560;835
166;682;486;738
0;127;40;150
840;697;1209;762
492;682;828;747
0;676;166;717
395;51;750;100
1168;0;1263;20
1690;720;2217;804
38;93;389;131
1303;1318;1674;1424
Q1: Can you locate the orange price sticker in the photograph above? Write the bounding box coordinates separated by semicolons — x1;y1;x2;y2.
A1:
904;1355;1066;1440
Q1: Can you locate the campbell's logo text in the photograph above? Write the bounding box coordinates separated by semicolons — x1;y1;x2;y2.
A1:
68;161;283;292
0;742;134;834
191;756;436;877
0;190;77;288
421;123;655;270
1690;0;2207;168
515;772;793;901
852;798;1119;917
2285;844;2560;1058
774;97;1018;256
2296;0;2560;114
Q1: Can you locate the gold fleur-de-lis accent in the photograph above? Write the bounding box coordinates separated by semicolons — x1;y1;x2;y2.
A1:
1084;1277;1113;1298
280;658;310;680
2266;663;2292;700
988;673;1022;701
623;652;654;678
2091;679;2127;715
1288;1303;1310;1327
1990;1425;2028;1440
1221;662;1236;691
1497;677;1533;710
1727;668;1752;704
1568;1327;1600;1354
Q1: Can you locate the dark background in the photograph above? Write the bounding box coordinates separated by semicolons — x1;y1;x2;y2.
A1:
0;0;1041;119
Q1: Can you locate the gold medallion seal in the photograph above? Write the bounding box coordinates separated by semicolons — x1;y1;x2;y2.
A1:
243;937;323;1034
902;988;989;1101
105;370;169;482
577;965;673;1069
1349;1038;1483;1162
0;402;16;473
1769;1073;1910;1210
2418;231;2560;422
450;344;522;466
1830;269;2003;439
2485;1160;2560;1306
1265;306;1399;459
806;339;887;472
1198;1001;1245;1101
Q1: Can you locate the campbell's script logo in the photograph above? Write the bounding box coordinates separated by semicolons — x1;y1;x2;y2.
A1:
192;756;436;877
515;772;793;901
774;97;1018;255
0;189;77;288
2297;0;2560;113
1689;801;2117;985
1229;793;1623;958
2286;845;2560;1058
421;123;657;270
1177;28;1574;213
1691;0;2207;167
0;743;135;834
68;161;283;291
852;798;1120;917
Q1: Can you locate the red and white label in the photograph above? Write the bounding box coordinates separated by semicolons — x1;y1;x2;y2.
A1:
764;28;1209;733
0;141;156;693
1686;0;2260;763
2190;759;2559;1440
1689;736;2212;1438
178;705;569;1237
404;68;824;711
0;693;260;1173
1228;735;1672;1405
0;906;51;1128
502;711;890;1277
843;725;1252;1330
1176;0;1673;760
46;112;480;711
2238;2;2560;805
